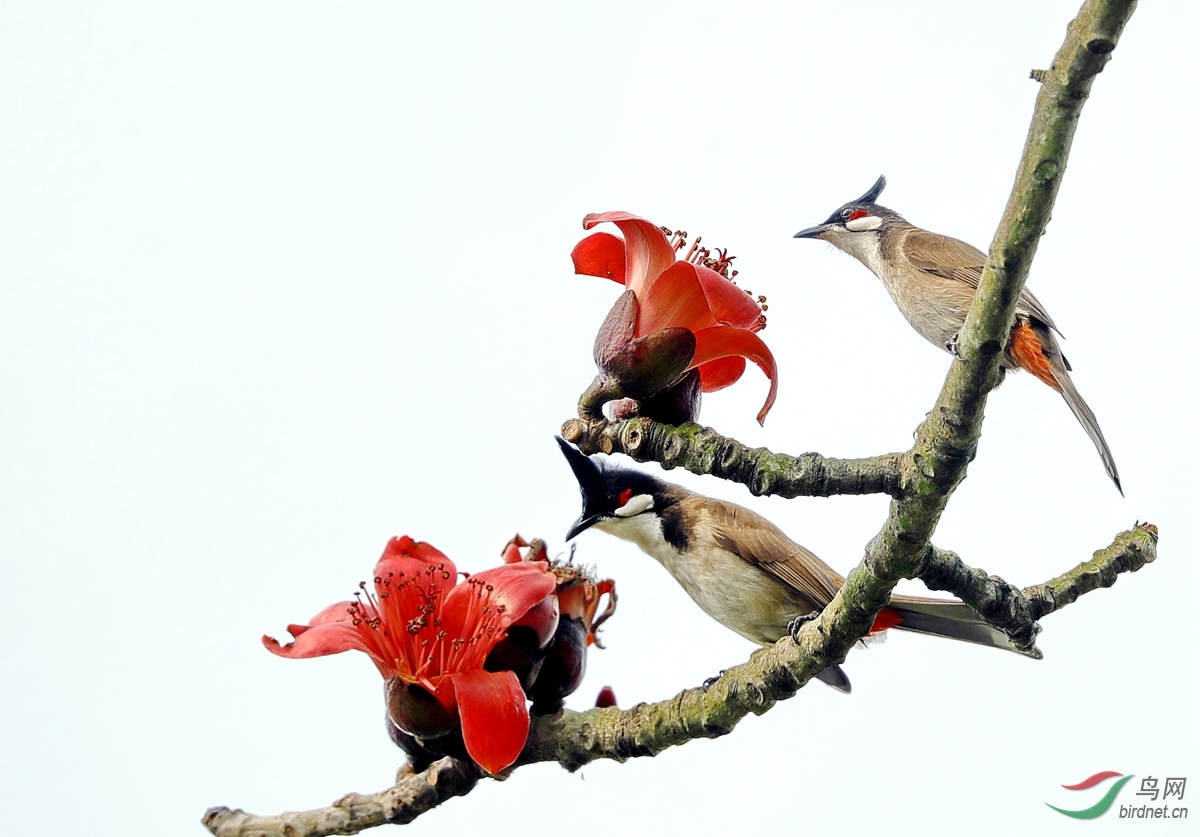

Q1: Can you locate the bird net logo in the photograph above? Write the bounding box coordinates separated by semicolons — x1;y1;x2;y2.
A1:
1046;772;1188;820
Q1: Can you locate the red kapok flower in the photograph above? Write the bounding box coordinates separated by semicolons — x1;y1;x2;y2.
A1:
263;536;558;775
501;536;617;714
571;211;778;424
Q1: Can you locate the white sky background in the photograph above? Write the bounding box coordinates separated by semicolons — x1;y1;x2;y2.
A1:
2;1;1196;834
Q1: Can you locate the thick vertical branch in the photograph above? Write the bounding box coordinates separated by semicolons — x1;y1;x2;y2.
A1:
805;0;1138;649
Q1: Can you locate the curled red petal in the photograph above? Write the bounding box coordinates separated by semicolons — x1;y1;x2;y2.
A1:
513;594;560;649
446;669;530;775
375;536;459;589
263;599;392;676
582;211;675;299
262;615;370;660
689;325;778;425
636;261;718;335
438;561;558;649
693;265;764;329
696;356;747;391
380;536;453;567
571;232;626;285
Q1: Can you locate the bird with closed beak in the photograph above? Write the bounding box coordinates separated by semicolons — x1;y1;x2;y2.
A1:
556;437;1038;693
794;176;1121;494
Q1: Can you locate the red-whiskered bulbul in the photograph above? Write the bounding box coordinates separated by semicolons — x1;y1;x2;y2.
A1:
794;176;1121;494
557;437;1038;693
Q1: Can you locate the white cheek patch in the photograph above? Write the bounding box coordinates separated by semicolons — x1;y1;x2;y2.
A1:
845;215;883;232
614;494;654;518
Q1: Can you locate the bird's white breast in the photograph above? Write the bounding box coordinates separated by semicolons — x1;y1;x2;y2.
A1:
595;514;802;646
826;229;968;349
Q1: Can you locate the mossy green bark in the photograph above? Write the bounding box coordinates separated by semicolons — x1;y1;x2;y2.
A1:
822;0;1140;638
562;417;903;498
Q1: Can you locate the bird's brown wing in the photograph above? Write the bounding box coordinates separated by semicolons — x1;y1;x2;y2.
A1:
901;230;1061;334
701;497;843;608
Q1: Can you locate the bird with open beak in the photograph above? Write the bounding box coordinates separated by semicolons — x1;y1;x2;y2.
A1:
556;437;1038;693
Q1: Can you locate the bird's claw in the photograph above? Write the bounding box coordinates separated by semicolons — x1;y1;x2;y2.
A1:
787;611;821;644
702;670;727;688
945;332;963;360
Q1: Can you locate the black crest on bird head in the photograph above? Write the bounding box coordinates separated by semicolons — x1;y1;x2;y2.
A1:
852;174;887;206
556;436;607;502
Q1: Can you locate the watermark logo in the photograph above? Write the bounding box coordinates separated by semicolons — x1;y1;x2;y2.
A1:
1046;772;1135;819
1046;772;1188;820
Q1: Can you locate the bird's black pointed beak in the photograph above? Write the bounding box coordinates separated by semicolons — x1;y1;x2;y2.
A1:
793;223;834;240
556;436;610;541
566;512;604;541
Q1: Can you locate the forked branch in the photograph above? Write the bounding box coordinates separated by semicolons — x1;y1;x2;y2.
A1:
204;523;1155;837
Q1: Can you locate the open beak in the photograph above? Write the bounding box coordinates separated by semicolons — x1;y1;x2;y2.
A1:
793;223;834;240
566;513;606;542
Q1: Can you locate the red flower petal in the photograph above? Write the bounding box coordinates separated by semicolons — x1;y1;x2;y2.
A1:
582;212;675;298
438;562;558;653
374;536;460;594
695;356;747;391
693;265;764;329
512;594;561;649
636;261;718;335
571;232;626;285
689;325;778;424
384;535;451;564
262;600;372;660
446;668;530;774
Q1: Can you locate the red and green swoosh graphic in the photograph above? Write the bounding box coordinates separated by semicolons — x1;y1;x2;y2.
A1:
1046;771;1134;819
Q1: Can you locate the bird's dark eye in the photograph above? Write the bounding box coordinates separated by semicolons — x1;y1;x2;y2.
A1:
840;207;853;219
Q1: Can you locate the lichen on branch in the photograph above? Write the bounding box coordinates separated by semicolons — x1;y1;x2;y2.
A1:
807;0;1140;648
561;416;903;498
1024;522;1157;621
203;523;1156;837
203;757;482;837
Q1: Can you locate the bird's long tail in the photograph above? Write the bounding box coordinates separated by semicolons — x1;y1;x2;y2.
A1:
1009;320;1122;494
879;596;1042;659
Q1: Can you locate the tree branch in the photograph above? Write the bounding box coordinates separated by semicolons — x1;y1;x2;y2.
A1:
560;416;903;498
793;0;1139;651
203;523;1156;837
1024;522;1157;621
203;758;482;837
917;523;1157;654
